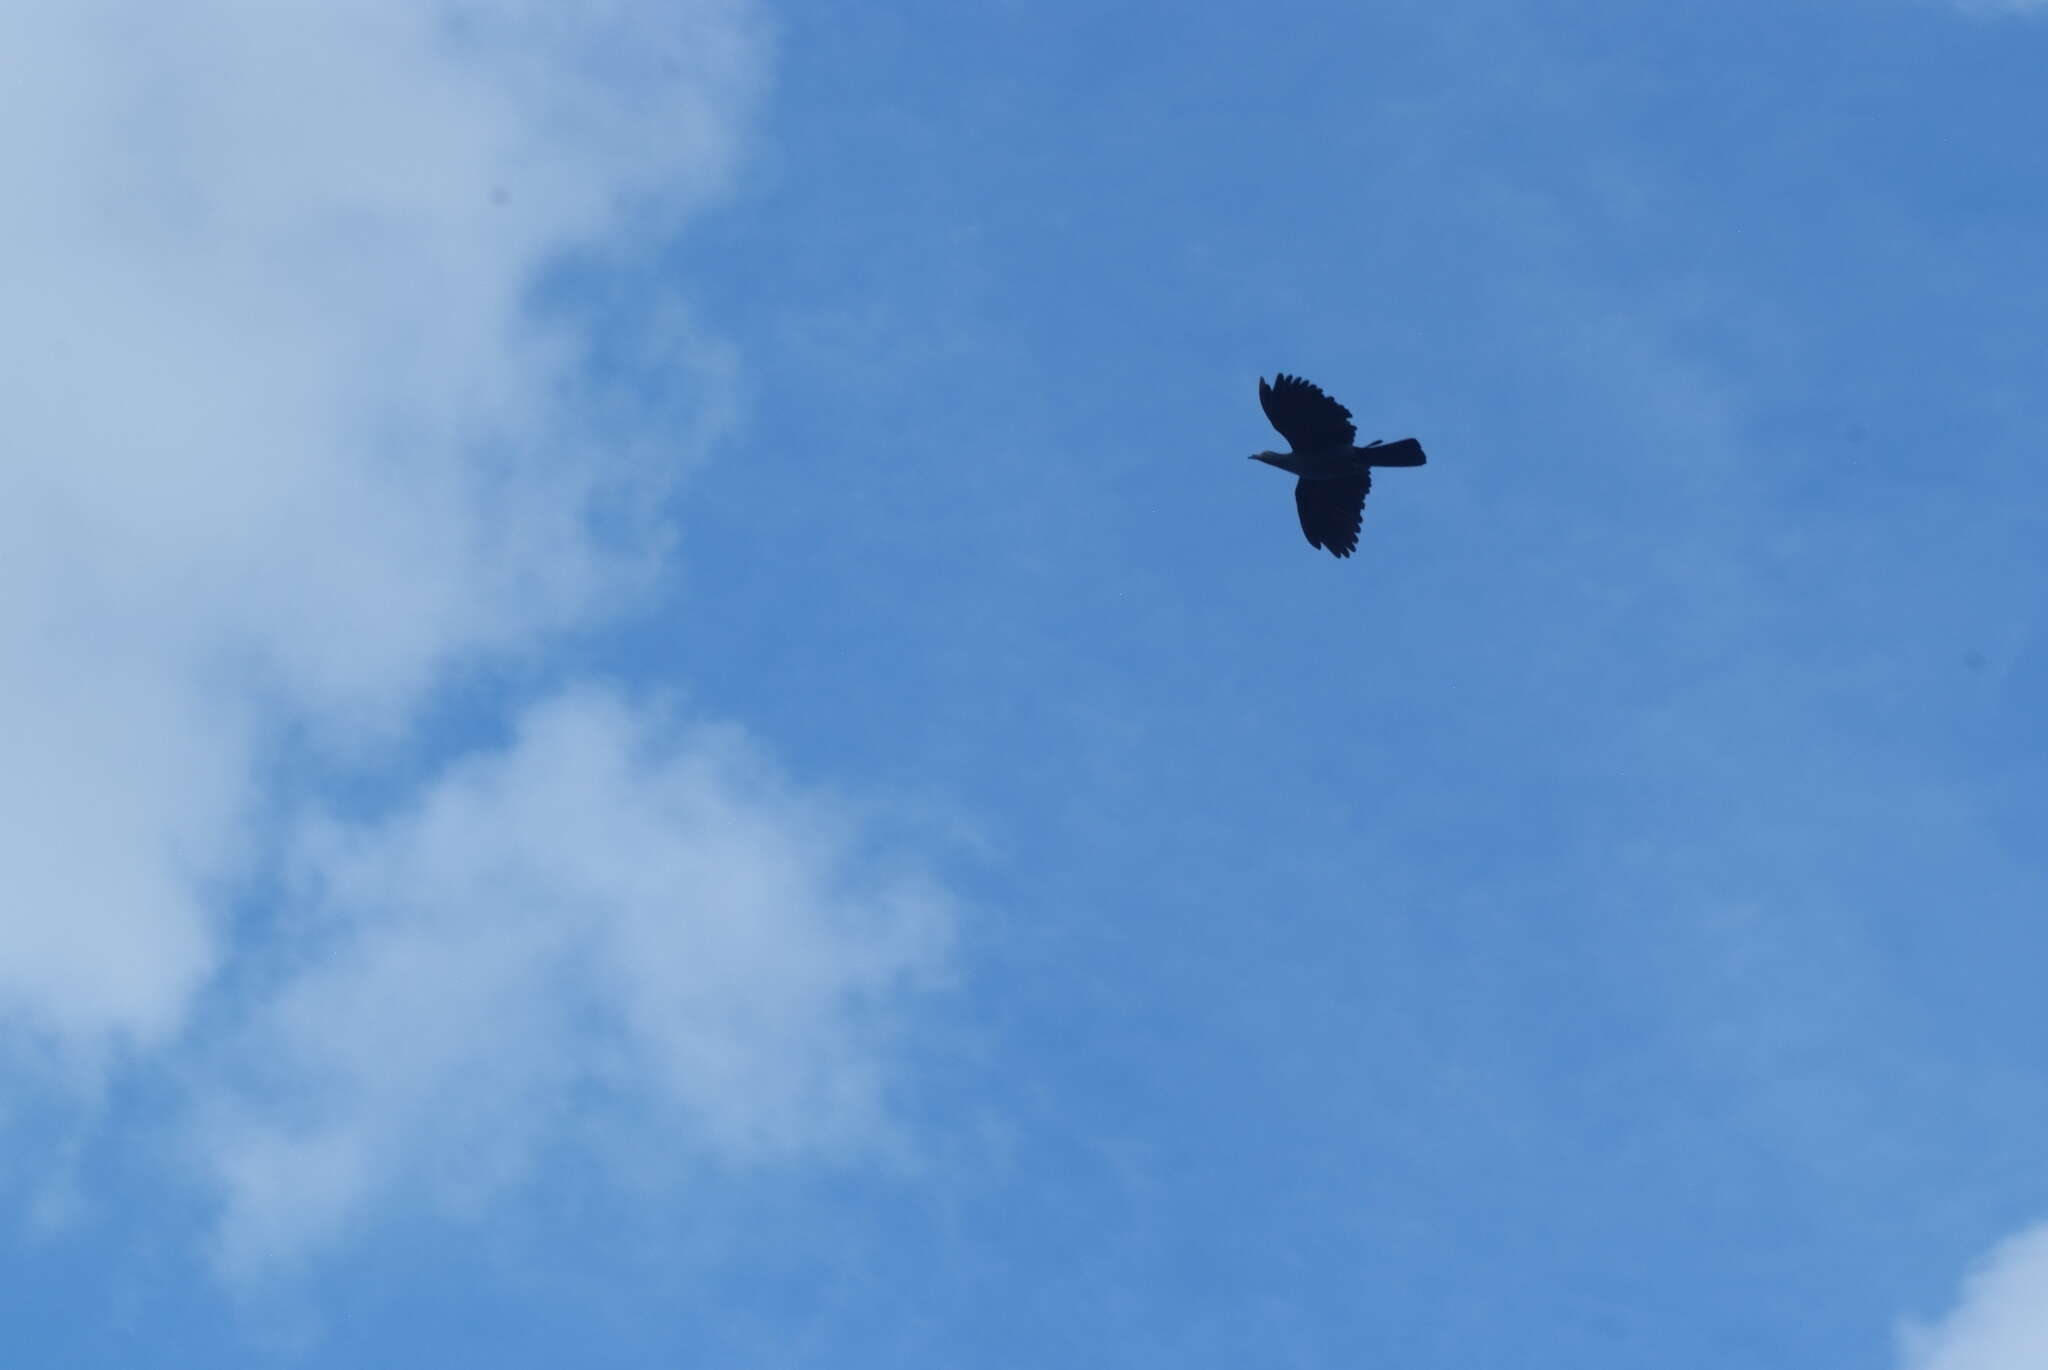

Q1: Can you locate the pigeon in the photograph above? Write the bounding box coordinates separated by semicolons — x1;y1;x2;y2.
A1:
1250;373;1426;558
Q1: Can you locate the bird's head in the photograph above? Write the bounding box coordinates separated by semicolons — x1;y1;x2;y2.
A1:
1249;450;1286;468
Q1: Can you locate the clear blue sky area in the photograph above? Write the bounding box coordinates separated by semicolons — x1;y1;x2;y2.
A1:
6;1;2048;1366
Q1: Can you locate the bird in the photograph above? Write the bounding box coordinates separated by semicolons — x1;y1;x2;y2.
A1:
1250;373;1426;558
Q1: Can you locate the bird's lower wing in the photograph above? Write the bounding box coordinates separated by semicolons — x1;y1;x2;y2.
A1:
1294;472;1369;558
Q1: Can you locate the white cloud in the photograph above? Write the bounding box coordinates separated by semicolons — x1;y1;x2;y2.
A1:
1900;1223;2048;1370
198;689;952;1276
0;0;760;1053
0;0;962;1272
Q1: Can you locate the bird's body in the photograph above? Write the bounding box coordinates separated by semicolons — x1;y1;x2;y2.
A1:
1249;373;1426;558
1258;447;1361;480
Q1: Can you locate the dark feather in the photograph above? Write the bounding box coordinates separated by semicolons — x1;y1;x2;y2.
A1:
1293;472;1369;558
1362;436;1426;467
1259;373;1357;452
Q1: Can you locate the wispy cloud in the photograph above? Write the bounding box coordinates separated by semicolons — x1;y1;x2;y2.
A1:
196;688;952;1276
3;0;960;1272
1900;1223;2048;1370
2;0;757;1060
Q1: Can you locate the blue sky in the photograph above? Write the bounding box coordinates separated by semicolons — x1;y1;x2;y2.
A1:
5;0;2048;1365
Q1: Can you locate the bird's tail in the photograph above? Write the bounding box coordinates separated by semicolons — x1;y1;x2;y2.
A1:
1358;438;1426;467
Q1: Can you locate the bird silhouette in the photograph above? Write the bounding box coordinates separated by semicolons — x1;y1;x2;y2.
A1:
1250;373;1426;558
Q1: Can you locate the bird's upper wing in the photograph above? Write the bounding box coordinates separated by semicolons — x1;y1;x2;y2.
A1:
1259;373;1357;452
1294;472;1370;559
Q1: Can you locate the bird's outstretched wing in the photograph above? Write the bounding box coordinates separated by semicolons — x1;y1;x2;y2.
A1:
1294;472;1369;558
1260;373;1356;452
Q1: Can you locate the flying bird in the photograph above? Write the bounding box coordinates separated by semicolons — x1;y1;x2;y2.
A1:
1250;373;1426;558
